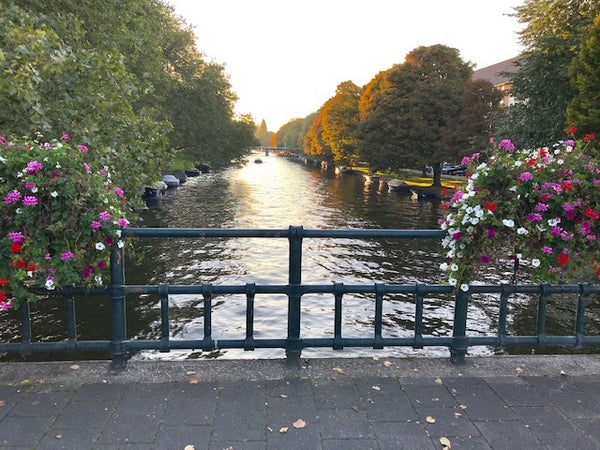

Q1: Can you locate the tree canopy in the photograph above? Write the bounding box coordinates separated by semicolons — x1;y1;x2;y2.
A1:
0;0;256;200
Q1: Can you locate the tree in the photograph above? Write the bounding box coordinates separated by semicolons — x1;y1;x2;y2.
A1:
357;45;473;184
276;114;317;150
566;14;600;135
506;0;600;146
255;119;272;147
320;81;362;166
303;113;333;163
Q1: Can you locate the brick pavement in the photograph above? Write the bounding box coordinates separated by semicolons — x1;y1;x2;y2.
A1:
0;355;599;449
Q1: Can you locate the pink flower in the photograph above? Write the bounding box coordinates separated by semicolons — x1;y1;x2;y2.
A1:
535;203;548;212
486;228;496;238
61;132;69;141
84;162;91;174
8;231;24;243
498;139;515;151
116;217;129;227
26;160;43;175
481;255;490;264
527;212;542;222
519;172;533;182
79;144;88;153
90;220;102;230
114;187;124;198
4;190;21;204
61;251;74;261
22;196;38;206
99;211;112;221
542;246;553;254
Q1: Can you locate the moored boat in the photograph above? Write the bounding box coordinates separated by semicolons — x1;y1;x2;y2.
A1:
387;179;412;193
162;174;180;188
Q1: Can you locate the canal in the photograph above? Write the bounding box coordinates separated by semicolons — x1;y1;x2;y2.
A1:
2;154;597;360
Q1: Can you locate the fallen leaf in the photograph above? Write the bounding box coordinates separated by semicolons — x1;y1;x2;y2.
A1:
432;397;440;402
425;415;436;424
280;394;288;398
55;434;63;440
19;379;32;386
266;427;273;432
440;436;452;448
434;378;443;385
352;405;359;411
458;404;468;410
383;360;393;367
69;364;80;371
560;370;567;376
372;385;381;391
185;371;197;376
184;445;195;450
454;412;462;418
372;356;380;361
279;427;288;433
292;419;306;429
332;367;345;374
515;367;523;373
0;400;4;407
188;377;199;385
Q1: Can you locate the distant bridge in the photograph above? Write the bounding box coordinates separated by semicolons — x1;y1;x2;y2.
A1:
252;146;301;156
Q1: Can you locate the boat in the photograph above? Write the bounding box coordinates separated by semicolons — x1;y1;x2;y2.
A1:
363;173;381;185
184;168;201;177
162;174;180;188
196;163;211;173
387;179;412;193
141;181;168;199
335;166;352;175
254;158;263;164
172;170;187;184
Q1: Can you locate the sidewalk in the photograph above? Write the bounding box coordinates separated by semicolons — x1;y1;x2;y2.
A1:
0;355;599;449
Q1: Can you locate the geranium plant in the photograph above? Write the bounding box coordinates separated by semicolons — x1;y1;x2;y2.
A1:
440;129;599;291
0;134;129;311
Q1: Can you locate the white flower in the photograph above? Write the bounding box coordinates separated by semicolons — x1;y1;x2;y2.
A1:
548;218;561;227
502;219;515;227
557;159;564;165
509;185;517;192
470;217;480;225
116;230;122;238
117;240;124;248
450;263;459;272
448;277;458;286
45;279;55;290
460;283;469;292
31;186;38;193
94;275;103;285
95;242;106;251
531;259;541;268
517;227;528;235
50;191;58;198
440;262;449;271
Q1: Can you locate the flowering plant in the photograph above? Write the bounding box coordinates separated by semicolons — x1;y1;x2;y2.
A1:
0;134;129;311
440;129;599;291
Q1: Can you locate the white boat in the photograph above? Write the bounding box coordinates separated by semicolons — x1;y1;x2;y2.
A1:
335;166;352;175
162;174;180;188
387;179;412;193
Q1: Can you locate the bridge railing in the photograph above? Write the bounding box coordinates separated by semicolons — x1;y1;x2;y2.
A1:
2;226;599;368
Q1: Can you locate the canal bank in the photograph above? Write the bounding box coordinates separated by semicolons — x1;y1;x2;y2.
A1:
1;355;599;449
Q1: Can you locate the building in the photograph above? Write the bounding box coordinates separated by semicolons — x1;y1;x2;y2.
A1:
473;56;520;107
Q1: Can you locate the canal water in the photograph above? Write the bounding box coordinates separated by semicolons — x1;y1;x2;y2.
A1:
2;154;597;360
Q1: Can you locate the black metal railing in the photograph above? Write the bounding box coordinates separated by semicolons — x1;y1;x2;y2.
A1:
2;226;599;368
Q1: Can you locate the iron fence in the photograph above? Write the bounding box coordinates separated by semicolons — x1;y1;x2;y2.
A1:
2;226;599;368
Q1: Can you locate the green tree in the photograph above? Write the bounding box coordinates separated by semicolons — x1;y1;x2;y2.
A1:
320;81;362;166
357;45;473;183
276;114;317;150
507;0;600;146
566;14;600;135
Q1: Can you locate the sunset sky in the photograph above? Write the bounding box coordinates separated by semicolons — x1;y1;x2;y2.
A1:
166;0;525;131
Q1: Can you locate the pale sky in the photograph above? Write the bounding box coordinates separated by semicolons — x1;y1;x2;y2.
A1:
166;0;525;131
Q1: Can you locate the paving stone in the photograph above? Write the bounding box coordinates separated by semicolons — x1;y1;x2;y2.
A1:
319;409;374;439
265;378;313;397
401;379;459;409
0;416;53;448
98;412;160;445
372;421;437;450
322;438;378;450
5;390;72;417
153;424;211;449
415;406;481;437
72;382;127;402
550;392;600;419
211;440;266;450
34;427;102;450
312;378;361;411
51;399;116;429
474;420;544;448
212;408;267;442
512;406;577;435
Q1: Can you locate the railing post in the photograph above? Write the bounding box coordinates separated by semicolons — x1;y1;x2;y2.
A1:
286;226;303;365
450;289;470;365
109;246;128;370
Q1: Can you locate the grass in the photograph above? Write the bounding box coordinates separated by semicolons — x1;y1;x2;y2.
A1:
353;166;467;190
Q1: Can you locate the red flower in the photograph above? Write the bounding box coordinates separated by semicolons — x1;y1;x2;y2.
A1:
584;207;599;220
26;263;37;272
484;201;497;212
567;126;577;135
10;260;26;269
561;180;573;191
596;266;600;277
557;254;570;266
525;158;537;166
10;243;22;253
583;133;595;143
0;292;7;302
0;277;8;286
